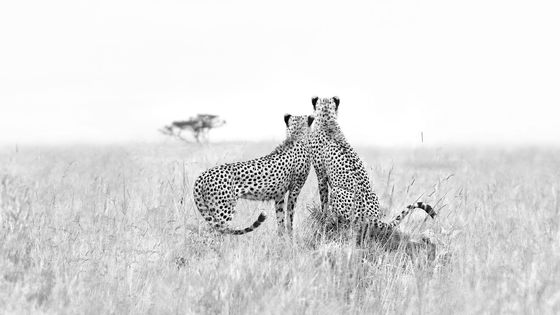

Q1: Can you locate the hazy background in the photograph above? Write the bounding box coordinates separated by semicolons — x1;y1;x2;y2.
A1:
1;0;559;146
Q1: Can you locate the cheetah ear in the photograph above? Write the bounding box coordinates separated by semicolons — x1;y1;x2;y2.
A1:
333;96;340;110
307;115;315;127
284;114;292;127
311;96;319;110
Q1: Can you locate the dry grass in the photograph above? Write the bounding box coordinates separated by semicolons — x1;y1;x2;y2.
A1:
1;142;560;314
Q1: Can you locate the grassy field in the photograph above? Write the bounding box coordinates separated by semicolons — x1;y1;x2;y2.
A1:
1;142;559;314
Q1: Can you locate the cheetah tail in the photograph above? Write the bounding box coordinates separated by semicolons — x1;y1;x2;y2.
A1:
387;201;436;229
358;202;436;245
413;201;437;218
221;213;267;235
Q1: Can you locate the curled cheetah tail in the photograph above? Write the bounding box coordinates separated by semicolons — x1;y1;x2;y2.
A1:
409;202;437;218
359;202;437;245
384;201;436;230
221;213;267;235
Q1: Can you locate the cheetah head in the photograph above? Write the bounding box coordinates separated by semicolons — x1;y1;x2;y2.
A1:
311;96;339;122
283;114;315;139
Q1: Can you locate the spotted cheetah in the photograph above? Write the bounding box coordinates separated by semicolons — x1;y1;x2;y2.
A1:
309;96;436;244
194;114;314;235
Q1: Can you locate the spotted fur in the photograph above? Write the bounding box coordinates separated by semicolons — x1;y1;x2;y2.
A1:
309;96;436;244
194;114;314;235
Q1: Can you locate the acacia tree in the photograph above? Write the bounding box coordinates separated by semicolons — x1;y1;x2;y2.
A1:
159;114;226;143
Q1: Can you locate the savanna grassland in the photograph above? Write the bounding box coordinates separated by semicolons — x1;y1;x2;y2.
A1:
1;142;560;314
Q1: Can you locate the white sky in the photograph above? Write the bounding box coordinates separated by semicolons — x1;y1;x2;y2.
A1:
0;0;559;146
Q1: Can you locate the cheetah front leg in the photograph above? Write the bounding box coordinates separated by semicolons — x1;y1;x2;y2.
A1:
286;183;305;234
274;194;287;235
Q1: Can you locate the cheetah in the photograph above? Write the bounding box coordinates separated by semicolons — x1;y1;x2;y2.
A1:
309;96;436;244
193;114;314;235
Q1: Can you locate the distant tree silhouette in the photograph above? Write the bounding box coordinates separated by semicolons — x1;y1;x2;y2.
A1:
159;114;226;143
